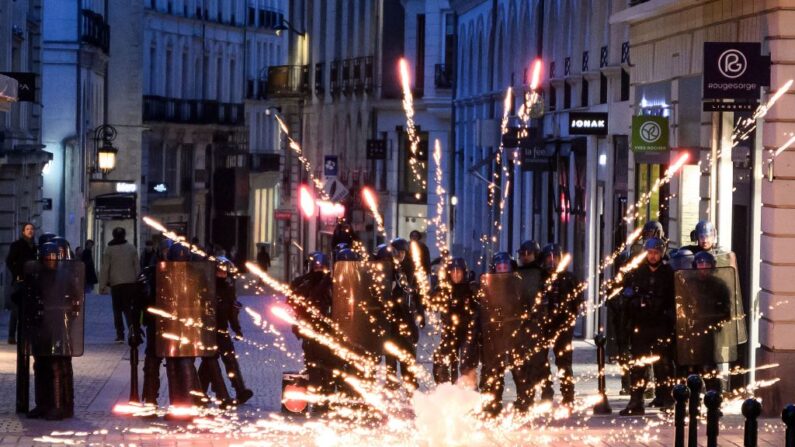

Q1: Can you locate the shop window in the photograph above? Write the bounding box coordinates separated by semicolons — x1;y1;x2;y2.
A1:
398;129;429;203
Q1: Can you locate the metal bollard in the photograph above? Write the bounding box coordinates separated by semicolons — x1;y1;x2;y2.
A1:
742;398;761;447
687;374;703;447
704;390;722;447
592;333;612;415
673;384;690;447
783;404;795;447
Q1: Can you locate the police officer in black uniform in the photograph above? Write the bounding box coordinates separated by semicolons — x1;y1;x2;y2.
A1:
383;238;423;390
539;244;582;408
289;251;335;413
431;257;477;384
619;237;676;416
516;240;550;405
140;239;170;406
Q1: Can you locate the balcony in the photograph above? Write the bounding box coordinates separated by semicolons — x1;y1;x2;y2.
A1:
353;56;374;94
434;64;454;89
80;9;110;54
330;61;341;97
265;65;309;98
143;96;244;126
314;62;325;96
342;59;352;96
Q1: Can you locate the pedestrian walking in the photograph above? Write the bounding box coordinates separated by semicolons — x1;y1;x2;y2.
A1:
98;227;140;343
140;240;156;271
5;222;37;345
256;244;271;272
81;239;98;294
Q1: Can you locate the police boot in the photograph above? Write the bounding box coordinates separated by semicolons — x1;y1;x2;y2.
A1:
44;359;66;421
27;358;52;419
62;359;74;418
223;354;253;404
620;371;631;395
142;356;161;405
619;390;646;416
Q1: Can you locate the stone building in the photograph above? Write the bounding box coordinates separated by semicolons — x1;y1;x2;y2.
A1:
0;0;49;301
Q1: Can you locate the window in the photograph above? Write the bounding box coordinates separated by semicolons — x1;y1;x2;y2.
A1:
548;86;556;111
148;47;157;94
599;73;607;104
563;82;571;109
415;14;425;97
248;6;255;25
581;79;589;107
620;69;630;101
165;146;178;196
165;48;173;96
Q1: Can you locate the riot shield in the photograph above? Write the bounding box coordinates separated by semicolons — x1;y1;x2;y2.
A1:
674;267;739;365
480;273;524;356
155;261;216;358
712;251;747;344
28;260;85;357
332;260;386;354
518;268;544;329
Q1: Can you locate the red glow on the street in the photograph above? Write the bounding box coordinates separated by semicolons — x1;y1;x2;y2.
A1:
299;184;315;218
529;59;543;90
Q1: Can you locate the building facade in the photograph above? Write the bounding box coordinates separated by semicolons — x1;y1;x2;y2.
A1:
139;0;286;262
273;0;454;280
0;0;49;301
451;0;632;337
612;0;794;416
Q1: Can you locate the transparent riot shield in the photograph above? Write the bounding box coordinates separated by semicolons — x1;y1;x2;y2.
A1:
674;267;739;365
28;260;85;357
480;273;524;356
332;260;386;354
712;251;747;344
155;261;216;358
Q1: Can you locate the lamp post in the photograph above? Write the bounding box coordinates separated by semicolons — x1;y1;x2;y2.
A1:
273;18;305;37
93;124;118;176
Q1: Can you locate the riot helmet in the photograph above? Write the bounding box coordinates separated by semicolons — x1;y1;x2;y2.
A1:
216;256;234;278
518;240;541;266
51;237;73;260
39;242;59;269
167;243;193;261
643;237;665;267
38;232;56;246
693;251;717;269
157;238;173;260
694;220;716;251
307;251;330;271
334;243;350;253
448;257;468;284
491;252;514;273
374;243;393;260
642;220;665;240
541;244;564;272
335;248;360;262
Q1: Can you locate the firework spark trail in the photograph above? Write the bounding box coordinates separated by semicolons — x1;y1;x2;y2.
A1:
362;188;386;238
399;58;427;194
272;114;328;199
623;153;689;224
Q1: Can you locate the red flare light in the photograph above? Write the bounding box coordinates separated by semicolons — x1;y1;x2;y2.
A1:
299;184;315;218
529;59;543;91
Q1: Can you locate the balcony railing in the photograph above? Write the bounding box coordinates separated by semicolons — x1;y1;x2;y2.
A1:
314;62;325;96
80;9;110;54
330;60;341;96
434;64;454;89
143;96;245;126
246;79;268;100
266;65;310;98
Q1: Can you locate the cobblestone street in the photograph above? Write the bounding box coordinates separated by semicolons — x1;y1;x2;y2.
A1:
0;278;786;446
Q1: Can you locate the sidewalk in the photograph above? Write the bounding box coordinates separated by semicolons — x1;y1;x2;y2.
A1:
0;286;786;446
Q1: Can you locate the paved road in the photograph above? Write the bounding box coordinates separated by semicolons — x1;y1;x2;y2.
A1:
0;276;787;446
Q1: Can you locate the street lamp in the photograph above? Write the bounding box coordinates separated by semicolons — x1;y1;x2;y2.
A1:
272;18;305;37
93;124;118;175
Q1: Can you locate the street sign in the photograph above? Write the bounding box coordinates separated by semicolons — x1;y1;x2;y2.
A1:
324;155;339;177
631;116;669;153
703;42;771;101
502;125;536;148
0;72;36;102
521;145;550;171
366;139;387;160
41;198;52;211
568;112;608;136
323;178;350;202
94;193;136;221
702;101;758;112
274;209;293;221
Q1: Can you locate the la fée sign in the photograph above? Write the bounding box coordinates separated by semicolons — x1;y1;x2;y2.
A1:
568;112;608;136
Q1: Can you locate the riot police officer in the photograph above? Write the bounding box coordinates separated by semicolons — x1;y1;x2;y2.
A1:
289;251;335;414
140;239;170;406
681;220;717;255
431;257;477;384
158;243;212;418
516;241;549;405
517;240;541;268
383;238;423;390
539;244;582;408
26;239;84;420
619;238;676;416
674;251;739;393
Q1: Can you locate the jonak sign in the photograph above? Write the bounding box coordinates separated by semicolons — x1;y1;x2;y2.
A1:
703;42;770;102
568;112;608;136
631;115;669;153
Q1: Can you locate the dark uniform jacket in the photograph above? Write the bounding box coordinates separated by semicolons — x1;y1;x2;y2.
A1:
289;271;333;334
6;237;37;306
543;270;583;334
621;262;675;354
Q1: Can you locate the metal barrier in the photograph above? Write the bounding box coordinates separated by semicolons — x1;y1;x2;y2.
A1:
672;374;795;447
